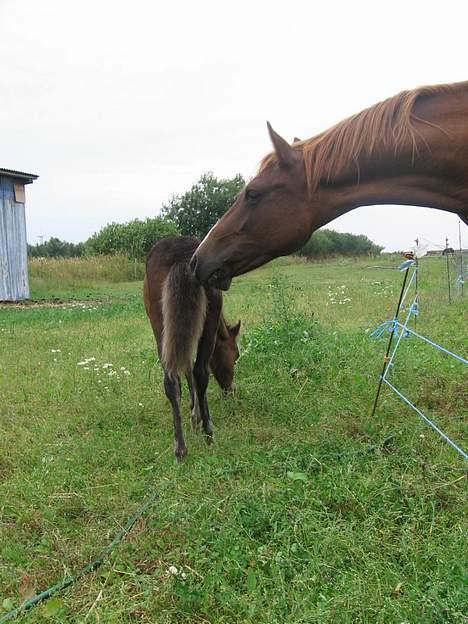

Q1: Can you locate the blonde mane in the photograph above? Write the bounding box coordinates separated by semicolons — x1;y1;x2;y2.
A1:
260;80;468;193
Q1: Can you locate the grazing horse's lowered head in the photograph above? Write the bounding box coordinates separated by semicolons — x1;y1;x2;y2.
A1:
191;80;468;289
210;319;241;392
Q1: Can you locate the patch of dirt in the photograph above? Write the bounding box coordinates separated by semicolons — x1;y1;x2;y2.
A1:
0;298;103;309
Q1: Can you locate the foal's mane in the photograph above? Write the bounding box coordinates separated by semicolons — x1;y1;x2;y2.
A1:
260;80;468;193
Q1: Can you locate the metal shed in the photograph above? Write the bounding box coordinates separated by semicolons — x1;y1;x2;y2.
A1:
0;168;38;301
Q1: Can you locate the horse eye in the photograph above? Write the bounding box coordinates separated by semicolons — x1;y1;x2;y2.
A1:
245;189;260;202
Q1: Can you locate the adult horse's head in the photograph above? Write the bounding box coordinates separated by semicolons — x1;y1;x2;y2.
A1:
190;124;316;289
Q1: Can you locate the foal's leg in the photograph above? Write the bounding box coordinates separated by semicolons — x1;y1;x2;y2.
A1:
185;371;195;411
193;349;213;442
193;308;219;443
186;370;201;430
163;371;187;460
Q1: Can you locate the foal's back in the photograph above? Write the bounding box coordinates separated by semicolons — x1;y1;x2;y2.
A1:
144;235;200;339
144;236;216;373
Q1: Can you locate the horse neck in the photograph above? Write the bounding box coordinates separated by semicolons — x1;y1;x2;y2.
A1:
318;173;466;226
311;90;468;227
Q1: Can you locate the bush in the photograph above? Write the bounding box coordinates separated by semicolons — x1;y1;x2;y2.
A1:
298;229;383;258
161;172;245;239
85;217;179;259
28;237;85;258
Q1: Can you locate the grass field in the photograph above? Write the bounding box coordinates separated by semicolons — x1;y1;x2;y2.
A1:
1;254;466;623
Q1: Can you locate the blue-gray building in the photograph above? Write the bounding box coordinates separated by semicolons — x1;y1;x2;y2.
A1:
0;168;38;301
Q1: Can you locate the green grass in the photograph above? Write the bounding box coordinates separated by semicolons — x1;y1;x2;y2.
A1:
0;255;466;623
28;255;145;300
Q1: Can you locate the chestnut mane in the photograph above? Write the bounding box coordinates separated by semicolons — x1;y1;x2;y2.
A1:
260;80;468;194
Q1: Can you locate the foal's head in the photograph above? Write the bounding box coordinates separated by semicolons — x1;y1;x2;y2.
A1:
210;319;241;392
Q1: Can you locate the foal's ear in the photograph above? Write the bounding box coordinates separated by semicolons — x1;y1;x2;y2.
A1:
229;320;241;337
267;122;296;167
293;136;302;144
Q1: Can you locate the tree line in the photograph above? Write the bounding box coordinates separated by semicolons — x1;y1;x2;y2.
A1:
28;172;382;259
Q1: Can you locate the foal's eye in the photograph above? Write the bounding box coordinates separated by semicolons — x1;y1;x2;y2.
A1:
245;188;261;203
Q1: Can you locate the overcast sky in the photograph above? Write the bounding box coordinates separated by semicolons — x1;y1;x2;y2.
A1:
1;0;466;251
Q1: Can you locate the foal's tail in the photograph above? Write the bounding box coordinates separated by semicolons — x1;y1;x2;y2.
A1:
161;263;207;378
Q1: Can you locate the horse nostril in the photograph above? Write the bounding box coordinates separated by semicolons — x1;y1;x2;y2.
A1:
189;254;198;276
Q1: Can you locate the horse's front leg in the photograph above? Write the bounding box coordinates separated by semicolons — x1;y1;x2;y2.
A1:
164;371;187;460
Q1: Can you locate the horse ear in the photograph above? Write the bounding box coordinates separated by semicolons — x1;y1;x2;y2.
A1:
229;320;241;337
267;122;295;167
293;137;302;144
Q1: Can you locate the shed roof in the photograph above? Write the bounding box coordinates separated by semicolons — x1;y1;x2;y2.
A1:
0;168;39;184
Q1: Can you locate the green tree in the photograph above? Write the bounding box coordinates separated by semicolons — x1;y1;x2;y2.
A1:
85;217;178;259
28;237;85;258
161;172;245;239
298;229;383;258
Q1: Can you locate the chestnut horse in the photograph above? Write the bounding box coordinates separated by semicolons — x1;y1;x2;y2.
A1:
191;80;468;289
144;236;240;459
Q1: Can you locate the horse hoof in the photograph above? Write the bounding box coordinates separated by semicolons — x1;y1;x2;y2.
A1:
175;445;188;461
191;416;201;431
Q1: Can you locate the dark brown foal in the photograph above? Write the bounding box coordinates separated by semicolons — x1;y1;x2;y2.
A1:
144;236;240;459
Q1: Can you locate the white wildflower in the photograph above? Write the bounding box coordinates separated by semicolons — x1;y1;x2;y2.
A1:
77;357;96;366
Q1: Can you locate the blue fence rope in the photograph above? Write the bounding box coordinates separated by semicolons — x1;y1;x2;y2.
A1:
392;323;468;365
370;319;398;339
382;378;468;460
371;263;467;460
371;318;467;364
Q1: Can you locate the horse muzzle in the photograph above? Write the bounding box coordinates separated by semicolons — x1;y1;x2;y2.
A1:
190;253;232;291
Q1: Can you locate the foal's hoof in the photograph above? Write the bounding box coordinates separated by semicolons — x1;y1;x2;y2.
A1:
191;415;202;432
204;433;214;446
174;445;188;461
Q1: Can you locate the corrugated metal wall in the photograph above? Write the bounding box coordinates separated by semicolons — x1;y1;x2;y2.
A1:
0;176;30;300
